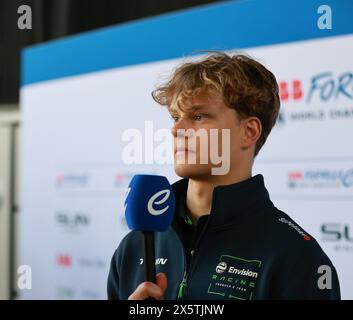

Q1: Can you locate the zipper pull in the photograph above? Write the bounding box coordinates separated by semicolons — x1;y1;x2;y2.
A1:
177;272;187;300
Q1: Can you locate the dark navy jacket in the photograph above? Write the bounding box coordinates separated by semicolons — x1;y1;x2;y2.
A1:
107;174;340;300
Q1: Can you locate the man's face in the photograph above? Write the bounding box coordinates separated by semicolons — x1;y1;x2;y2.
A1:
169;90;243;180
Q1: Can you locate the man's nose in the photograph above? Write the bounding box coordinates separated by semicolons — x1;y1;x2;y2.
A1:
171;118;190;137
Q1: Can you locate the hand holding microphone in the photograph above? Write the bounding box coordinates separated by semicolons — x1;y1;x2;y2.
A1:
128;273;167;300
124;174;175;300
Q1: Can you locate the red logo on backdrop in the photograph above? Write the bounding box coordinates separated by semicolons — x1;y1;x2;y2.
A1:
279;80;303;102
57;254;72;267
115;173;126;184
279;72;353;104
56;174;65;186
114;172;135;187
288;171;304;181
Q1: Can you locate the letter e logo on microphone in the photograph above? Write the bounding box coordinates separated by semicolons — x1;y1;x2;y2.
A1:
124;174;175;232
147;189;170;216
124;187;131;211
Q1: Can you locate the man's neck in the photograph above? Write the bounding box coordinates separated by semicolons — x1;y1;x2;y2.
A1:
186;171;252;226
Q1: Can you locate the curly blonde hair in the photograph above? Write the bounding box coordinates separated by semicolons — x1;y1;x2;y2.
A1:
152;51;280;157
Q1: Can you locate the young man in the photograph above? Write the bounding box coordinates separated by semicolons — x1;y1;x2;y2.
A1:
107;52;340;300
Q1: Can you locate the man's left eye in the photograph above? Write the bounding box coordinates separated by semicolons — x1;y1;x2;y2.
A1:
193;114;204;121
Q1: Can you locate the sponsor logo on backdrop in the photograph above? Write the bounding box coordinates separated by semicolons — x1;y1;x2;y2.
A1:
280;79;303;102
56;254;72;267
55;169;141;196
276;111;286;126
55;211;90;233
78;257;106;269
81;289;101;299
56;173;90;189
55;286;75;299
279;72;353;104
287;169;353;189
55;286;100;299
321;223;353;252
56;255;106;269
115;172;135;188
276;71;353;127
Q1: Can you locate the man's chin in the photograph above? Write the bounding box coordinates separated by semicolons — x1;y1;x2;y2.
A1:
174;164;211;179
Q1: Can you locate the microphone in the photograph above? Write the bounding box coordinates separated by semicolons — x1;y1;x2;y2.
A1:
124;174;175;295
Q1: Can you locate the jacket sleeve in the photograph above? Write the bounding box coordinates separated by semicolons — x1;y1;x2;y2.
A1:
107;249;120;300
273;241;341;300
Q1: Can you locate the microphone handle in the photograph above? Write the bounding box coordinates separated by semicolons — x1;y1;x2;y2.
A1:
143;231;156;282
142;231;156;300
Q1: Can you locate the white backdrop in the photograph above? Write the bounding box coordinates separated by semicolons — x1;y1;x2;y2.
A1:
20;0;353;299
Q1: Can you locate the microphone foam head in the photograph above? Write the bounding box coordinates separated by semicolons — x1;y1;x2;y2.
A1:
124;174;175;232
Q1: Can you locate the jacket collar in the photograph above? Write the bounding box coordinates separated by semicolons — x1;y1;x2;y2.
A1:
172;174;274;230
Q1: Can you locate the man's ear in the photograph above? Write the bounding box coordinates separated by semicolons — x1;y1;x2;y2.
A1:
240;117;262;150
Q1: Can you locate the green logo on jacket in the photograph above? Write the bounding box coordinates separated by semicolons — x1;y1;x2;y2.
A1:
207;254;262;300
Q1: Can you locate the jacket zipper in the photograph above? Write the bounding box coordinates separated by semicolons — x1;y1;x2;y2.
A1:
177;239;188;300
176;215;212;300
177;271;187;299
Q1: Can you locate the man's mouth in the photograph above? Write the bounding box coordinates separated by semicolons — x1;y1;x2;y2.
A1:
174;147;195;155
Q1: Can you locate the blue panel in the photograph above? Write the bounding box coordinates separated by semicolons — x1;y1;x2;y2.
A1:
21;0;353;86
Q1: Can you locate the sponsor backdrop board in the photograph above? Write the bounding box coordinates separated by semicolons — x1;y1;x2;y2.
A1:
20;0;353;299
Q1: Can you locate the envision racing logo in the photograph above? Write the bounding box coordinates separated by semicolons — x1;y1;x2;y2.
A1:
216;262;227;273
215;262;259;278
147;189;170;216
209;255;262;300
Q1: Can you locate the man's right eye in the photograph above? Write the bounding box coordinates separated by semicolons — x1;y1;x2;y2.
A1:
170;115;180;122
